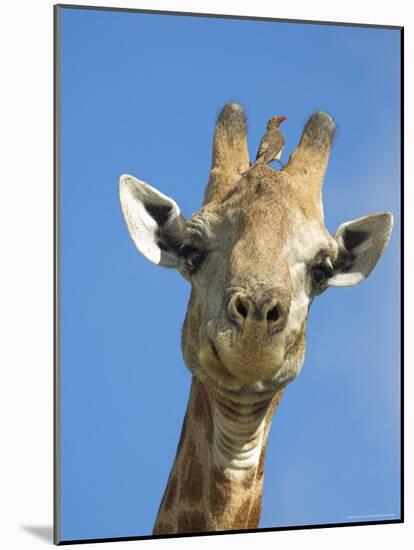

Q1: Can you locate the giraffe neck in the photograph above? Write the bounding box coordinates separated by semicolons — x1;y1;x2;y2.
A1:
153;377;284;535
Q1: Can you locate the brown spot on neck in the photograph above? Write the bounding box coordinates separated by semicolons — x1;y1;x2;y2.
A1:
177;510;207;533
163;474;178;512
179;441;204;505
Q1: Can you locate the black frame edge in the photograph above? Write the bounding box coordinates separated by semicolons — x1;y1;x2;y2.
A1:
399;25;404;525
57;519;403;545
55;3;403;30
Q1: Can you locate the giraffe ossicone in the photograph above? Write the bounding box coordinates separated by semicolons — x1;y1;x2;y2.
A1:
119;102;393;534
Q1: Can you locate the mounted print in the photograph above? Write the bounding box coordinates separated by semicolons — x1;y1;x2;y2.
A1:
54;4;403;545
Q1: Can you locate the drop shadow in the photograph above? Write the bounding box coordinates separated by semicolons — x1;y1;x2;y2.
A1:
21;525;54;543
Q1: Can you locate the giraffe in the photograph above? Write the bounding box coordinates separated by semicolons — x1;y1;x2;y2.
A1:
119;103;393;535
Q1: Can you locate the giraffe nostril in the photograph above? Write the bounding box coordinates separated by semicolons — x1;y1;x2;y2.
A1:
227;293;251;327
267;305;280;323
236;299;248;319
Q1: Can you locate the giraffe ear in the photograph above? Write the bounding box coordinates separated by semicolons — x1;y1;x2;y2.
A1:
119;174;186;268
328;212;393;288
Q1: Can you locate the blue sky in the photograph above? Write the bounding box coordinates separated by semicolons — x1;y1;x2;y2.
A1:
58;7;401;541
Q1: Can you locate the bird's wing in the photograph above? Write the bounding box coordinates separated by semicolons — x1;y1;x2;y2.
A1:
274;132;285;151
255;137;269;160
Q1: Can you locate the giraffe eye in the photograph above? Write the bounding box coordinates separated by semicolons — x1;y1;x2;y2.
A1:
312;262;333;285
186;250;202;271
313;266;328;284
179;245;205;273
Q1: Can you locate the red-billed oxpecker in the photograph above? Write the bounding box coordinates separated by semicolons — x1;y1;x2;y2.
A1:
254;115;287;168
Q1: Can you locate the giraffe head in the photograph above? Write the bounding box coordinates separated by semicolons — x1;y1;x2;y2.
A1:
119;103;393;394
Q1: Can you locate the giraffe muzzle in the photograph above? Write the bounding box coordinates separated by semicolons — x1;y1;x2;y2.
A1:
226;289;290;336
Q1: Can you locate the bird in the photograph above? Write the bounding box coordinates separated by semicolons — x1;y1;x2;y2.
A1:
254;115;287;168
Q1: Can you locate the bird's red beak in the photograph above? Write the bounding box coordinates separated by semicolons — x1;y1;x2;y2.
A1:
279;116;287;123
